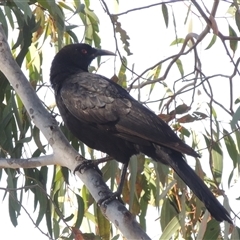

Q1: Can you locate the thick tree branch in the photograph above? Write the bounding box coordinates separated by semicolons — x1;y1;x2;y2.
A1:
0;25;150;240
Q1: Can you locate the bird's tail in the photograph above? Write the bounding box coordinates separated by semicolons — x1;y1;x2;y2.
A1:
153;145;232;224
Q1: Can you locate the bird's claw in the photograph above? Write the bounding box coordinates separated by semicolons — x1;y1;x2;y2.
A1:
98;191;124;206
74;160;102;176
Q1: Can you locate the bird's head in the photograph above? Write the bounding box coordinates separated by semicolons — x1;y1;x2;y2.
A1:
50;43;115;85
53;43;115;70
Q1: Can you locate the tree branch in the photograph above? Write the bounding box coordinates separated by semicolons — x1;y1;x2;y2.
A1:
111;0;185;17
0;155;57;168
0;24;150;240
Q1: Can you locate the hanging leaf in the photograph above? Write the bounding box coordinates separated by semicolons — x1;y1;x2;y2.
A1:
207;140;223;186
205;34;217;50
118;56;127;88
177;114;195;123
171;8;178;43
231;105;240;127
162;3;169;28
202;220;220;240
96;208;111;239
14;1;33;21
160;215;180;239
0;8;8;38
170;38;185;45
212;147;223;185
174;103;190;115
223;129;238;168
112;16;132;56
75;193;85;229
229;24;238;54
175;59;184;77
235;9;240;32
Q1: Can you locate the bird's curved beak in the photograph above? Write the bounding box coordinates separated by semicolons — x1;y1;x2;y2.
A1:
93;48;116;57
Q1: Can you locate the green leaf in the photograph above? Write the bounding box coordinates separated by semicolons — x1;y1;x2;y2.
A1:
53;218;60;239
235;96;240;104
118;56;127;88
7;173;20;227
205;34;217;50
64;213;74;222
58;1;74;12
211;141;223;185
75;193;84;229
61;166;69;185
160;198;178;230
231;105;240;127
4;6;14;29
0;8;8;38
153;64;161;80
229;24;238;54
66;30;79;43
202;219;220;240
33;126;46;154
170;38;185;45
223;129;238;168
162;3;168;28
160;215;180;239
74;1;85;14
231;226;240;240
14;1;32;22
175;59;184;77
234;129;240;157
155;158;169;186
96;204;110;240
174;103;190;114
35;189;48;226
111;235;120;240
235;10;240;32
8;197;18;227
203;135;222;185
129;155;137;211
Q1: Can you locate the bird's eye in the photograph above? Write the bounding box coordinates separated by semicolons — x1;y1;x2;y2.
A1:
81;49;87;54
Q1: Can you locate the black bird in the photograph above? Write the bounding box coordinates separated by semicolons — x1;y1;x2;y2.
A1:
50;43;232;224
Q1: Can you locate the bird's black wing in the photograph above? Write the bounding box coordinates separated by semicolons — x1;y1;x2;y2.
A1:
60;72;197;157
60;72;232;224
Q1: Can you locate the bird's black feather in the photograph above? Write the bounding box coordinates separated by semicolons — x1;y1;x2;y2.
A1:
50;43;232;224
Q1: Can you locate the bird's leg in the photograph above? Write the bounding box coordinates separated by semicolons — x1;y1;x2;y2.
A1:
98;162;128;206
74;156;113;176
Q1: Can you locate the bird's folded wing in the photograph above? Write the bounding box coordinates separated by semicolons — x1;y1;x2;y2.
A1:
61;72;197;156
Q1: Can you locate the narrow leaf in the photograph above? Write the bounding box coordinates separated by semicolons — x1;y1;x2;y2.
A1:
160;215;180;239
0;8;8;38
231;105;240;127
223;129;238;167
75;193;84;229
170;38;185;46
229;24;238;54
160;198;178;230
175;59;184;77
235;9;240;32
202;219;220;240
205;34;217;50
162;3;169;28
96;207;111;240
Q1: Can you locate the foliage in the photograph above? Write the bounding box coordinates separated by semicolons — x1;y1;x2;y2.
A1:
0;0;240;239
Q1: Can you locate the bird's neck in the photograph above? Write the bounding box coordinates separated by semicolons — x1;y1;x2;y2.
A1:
50;64;87;90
